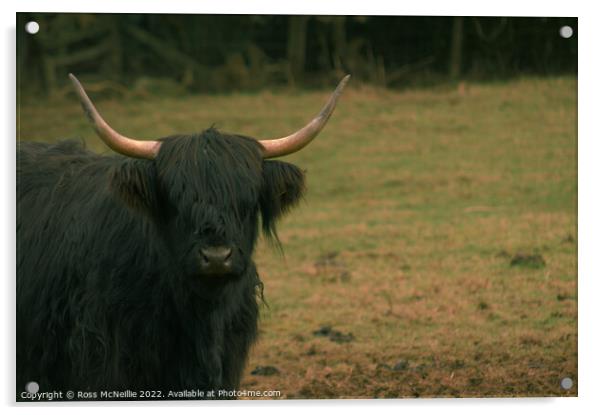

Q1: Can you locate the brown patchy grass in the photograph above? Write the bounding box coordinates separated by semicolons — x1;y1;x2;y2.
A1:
18;77;577;398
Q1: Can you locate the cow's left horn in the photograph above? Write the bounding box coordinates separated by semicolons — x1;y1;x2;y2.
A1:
259;74;350;158
69;74;161;159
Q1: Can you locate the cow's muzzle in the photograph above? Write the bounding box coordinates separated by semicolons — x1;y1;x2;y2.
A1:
199;246;234;276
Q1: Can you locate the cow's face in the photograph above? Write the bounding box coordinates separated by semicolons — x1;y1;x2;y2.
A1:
111;129;305;284
69;73;347;289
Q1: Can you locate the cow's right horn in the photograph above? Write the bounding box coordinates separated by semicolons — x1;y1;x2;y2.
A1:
69;74;161;159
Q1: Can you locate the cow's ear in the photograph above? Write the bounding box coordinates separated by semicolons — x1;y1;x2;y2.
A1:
110;160;159;216
260;160;306;239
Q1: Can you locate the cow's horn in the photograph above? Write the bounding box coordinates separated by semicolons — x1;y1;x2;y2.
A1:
259;74;350;158
69;74;161;159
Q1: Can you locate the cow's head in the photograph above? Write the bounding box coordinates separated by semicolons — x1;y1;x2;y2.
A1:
69;74;349;287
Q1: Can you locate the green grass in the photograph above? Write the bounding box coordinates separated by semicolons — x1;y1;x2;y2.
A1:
18;76;577;398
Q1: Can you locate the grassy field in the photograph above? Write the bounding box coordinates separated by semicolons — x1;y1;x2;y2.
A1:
18;77;577;398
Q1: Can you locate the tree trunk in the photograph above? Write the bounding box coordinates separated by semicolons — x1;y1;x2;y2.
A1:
331;16;346;73
287;15;309;85
449;17;464;79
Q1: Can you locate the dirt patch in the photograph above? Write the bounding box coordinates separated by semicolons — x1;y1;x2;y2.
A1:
561;233;574;243
392;360;410;371
250;366;280;376
313;325;355;343
510;253;546;269
314;251;341;268
304;251;351;283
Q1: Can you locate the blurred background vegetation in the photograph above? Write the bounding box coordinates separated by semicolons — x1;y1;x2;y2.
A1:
17;14;576;97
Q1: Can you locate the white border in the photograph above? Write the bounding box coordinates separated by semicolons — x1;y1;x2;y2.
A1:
9;0;581;17
3;1;600;414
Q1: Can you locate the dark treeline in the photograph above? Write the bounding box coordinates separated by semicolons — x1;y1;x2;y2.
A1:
17;13;577;95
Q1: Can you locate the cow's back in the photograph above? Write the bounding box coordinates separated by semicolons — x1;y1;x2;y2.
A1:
17;139;122;273
16;140;132;390
18;139;102;195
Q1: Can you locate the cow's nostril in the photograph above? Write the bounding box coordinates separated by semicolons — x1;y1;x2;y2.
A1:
222;248;232;261
200;246;234;274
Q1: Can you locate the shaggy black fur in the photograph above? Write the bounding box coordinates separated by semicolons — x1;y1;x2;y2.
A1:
16;128;305;400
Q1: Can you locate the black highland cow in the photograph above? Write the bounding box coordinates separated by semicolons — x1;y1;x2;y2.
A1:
17;74;349;400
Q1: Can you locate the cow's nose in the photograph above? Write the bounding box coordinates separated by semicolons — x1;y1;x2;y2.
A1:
200;246;233;275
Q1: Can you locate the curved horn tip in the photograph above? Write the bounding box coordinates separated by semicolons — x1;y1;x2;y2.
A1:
68;74;89;102
68;73;81;87
315;74;351;120
335;74;351;93
67;73;161;160
259;74;351;159
326;74;351;108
